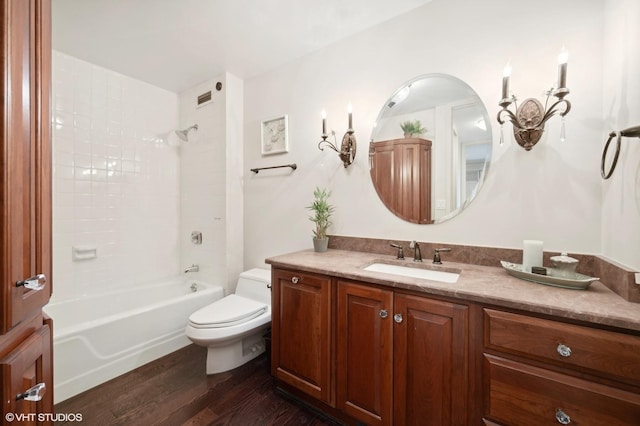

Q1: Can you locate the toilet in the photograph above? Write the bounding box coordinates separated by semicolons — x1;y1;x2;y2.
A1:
185;268;272;374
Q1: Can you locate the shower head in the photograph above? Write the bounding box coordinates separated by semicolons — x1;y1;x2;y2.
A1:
175;124;198;142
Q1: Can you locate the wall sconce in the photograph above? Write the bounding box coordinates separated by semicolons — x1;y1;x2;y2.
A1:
318;103;357;168
497;48;571;151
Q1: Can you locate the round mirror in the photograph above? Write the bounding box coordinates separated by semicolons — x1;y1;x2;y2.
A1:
369;74;492;224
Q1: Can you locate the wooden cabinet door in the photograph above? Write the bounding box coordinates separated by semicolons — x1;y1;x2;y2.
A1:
369;138;432;224
271;268;332;404
397;141;431;224
337;281;393;426
393;293;469;426
369;142;395;215
0;323;53;424
0;0;52;333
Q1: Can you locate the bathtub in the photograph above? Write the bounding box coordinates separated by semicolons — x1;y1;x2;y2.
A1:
43;278;224;404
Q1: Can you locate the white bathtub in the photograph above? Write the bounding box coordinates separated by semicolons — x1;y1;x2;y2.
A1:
43;278;224;404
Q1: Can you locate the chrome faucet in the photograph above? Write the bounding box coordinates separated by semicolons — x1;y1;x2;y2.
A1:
433;248;452;264
184;264;199;273
409;241;422;262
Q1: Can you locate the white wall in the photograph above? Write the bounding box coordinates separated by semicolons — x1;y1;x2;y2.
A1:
52;51;180;302
601;0;640;271
179;73;244;294
243;0;610;268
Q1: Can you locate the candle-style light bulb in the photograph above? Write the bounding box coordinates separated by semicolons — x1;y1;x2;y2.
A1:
557;47;568;90
503;62;512;77
347;102;353;129
321;109;327;135
502;62;512;100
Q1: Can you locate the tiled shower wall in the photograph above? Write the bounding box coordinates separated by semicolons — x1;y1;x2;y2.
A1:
52;51;180;302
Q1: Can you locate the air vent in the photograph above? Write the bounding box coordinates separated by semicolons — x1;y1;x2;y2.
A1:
197;90;213;108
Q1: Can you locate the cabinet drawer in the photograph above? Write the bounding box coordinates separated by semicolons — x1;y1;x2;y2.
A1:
483;354;640;426
484;309;640;384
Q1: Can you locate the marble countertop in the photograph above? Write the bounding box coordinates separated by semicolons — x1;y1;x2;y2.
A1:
265;249;640;332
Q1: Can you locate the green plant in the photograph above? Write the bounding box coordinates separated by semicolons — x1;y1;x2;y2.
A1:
307;187;334;240
400;120;426;136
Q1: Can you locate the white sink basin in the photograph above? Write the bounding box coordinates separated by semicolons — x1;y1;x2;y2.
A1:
363;262;460;283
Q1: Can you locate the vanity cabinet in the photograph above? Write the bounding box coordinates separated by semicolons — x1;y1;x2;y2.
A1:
271;270;469;425
369;138;432;224
481;309;640;425
271;268;333;405
0;0;53;420
336;281;468;426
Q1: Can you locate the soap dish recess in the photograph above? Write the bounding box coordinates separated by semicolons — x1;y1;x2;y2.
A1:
72;245;97;261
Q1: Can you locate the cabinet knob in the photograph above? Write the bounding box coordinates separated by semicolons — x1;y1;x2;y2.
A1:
557;343;572;357
16;274;46;291
393;313;403;323
379;309;388;319
555;408;571;424
291;276;300;284
16;383;46;402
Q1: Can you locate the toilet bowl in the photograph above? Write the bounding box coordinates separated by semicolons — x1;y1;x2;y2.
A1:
185;268;272;374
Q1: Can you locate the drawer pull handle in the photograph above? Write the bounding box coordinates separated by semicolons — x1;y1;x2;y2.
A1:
394;313;403;323
291;276;300;284
379;309;389;319
16;274;46;291
16;383;46;402
557;343;572;357
555;408;571;424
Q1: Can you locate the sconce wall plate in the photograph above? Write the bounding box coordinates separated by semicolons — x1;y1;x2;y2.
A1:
339;132;357;167
514;98;544;150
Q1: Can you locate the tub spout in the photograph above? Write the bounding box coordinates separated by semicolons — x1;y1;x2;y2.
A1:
184;264;199;273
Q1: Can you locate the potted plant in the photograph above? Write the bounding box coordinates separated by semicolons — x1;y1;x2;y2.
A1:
400;120;427;138
307;187;334;252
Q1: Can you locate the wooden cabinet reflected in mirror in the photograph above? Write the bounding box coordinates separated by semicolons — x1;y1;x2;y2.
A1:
370;138;432;224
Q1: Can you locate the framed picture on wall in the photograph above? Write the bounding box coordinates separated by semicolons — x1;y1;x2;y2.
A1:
261;115;289;155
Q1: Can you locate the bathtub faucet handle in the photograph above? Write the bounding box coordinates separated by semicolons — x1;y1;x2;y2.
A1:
184;264;199;273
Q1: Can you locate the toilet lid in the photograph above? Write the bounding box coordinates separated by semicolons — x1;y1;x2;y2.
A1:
189;294;268;329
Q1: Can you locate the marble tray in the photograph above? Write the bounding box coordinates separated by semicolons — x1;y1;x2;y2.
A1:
500;261;599;290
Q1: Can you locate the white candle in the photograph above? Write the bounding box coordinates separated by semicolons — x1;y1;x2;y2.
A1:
347;102;353;129
557;47;568;90
321;109;327;135
522;240;543;273
502;62;512;99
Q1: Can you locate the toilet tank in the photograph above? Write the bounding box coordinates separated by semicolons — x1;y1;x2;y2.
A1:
235;268;272;305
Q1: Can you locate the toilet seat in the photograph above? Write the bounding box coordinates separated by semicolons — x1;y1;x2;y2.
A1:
188;294;267;329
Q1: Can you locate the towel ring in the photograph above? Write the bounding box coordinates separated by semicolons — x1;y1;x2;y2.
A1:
600;125;640;180
600;131;621;180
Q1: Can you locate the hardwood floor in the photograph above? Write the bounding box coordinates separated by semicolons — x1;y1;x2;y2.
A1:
55;344;336;425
